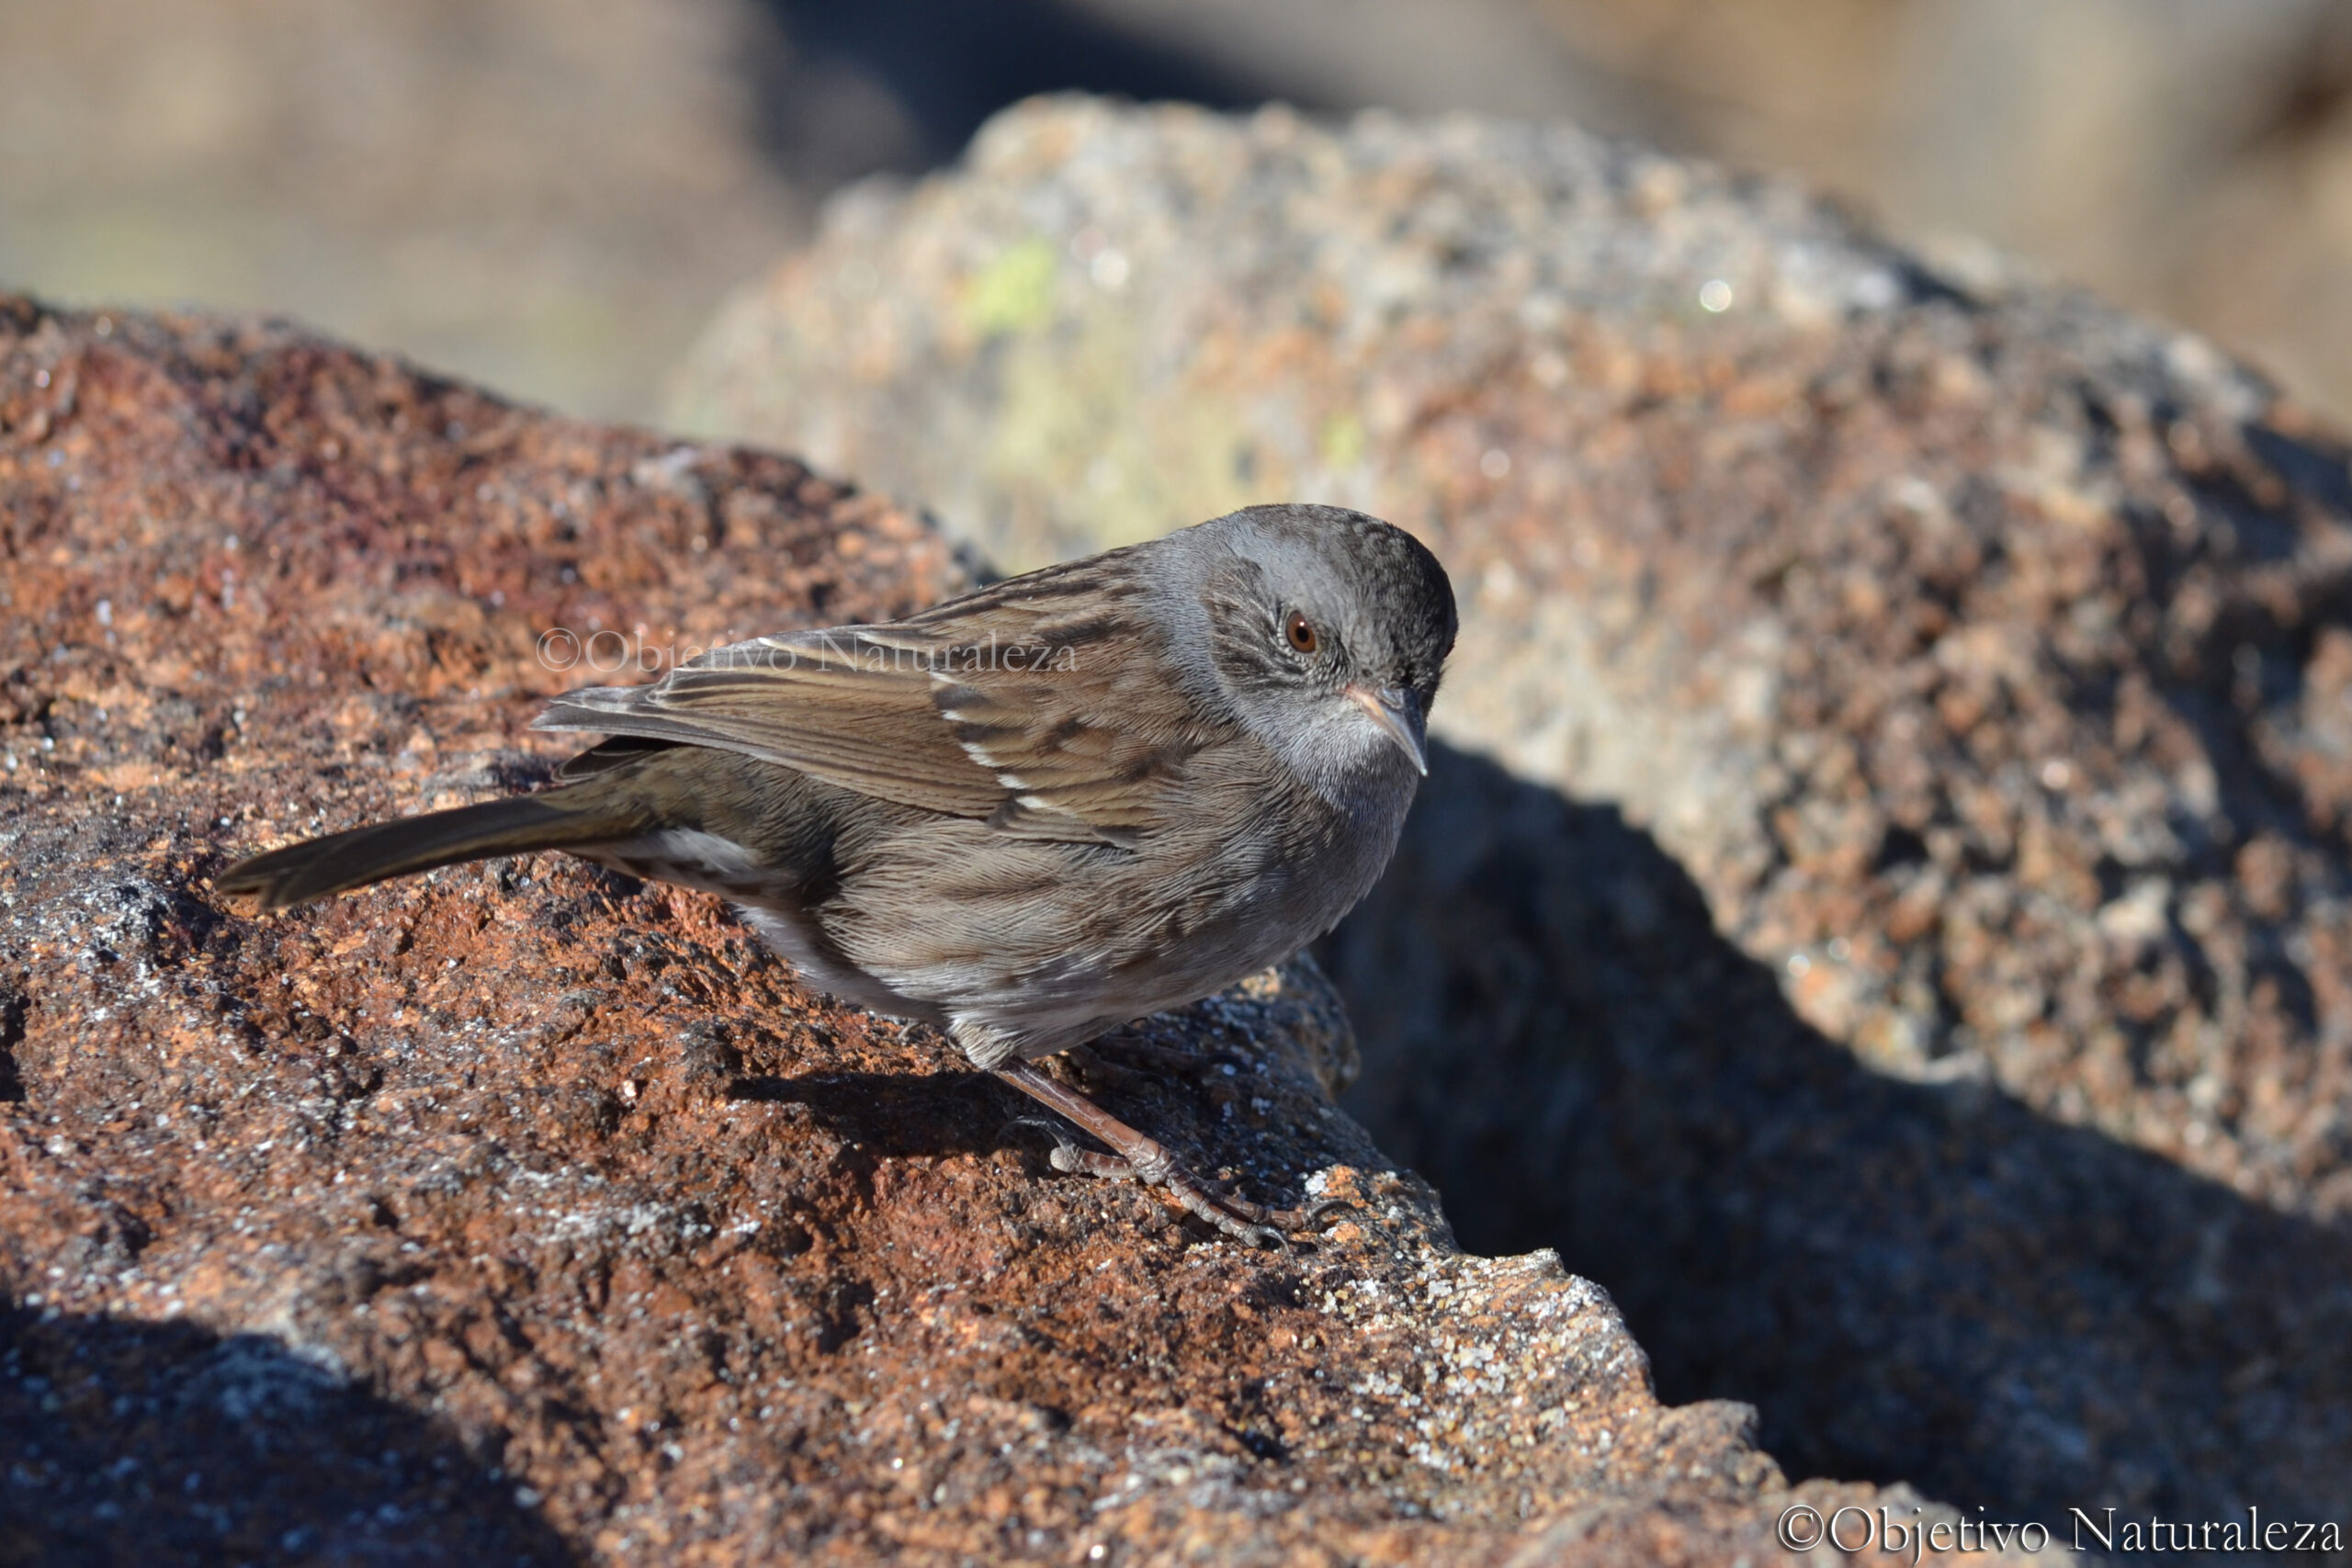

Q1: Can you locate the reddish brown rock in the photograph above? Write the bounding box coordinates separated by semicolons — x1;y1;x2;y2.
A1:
0;301;1994;1565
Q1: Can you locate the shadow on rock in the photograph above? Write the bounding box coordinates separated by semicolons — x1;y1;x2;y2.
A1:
0;1304;575;1568
729;1041;1342;1203
0;991;23;1103
1320;741;2352;1530
728;1068;1012;1157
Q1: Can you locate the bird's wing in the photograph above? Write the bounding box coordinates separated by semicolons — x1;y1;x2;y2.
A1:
535;626;1007;818
534;578;1204;846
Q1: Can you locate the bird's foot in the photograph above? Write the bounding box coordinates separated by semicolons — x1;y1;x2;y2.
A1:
1046;1137;1302;1247
994;1062;1305;1247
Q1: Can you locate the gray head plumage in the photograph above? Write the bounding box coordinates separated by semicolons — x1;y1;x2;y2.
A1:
1159;503;1457;794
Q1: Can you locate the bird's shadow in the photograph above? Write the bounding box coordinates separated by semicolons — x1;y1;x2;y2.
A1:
724;1067;1013;1160
723;1035;1346;1200
0;1303;577;1567
1317;740;2352;1534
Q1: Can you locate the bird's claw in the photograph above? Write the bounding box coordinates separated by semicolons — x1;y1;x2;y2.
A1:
989;1061;1302;1248
1031;1136;1294;1247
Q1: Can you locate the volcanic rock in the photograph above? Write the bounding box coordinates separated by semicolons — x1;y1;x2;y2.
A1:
0;300;1974;1564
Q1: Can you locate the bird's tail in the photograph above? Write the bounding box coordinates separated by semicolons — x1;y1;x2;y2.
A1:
215;785;651;911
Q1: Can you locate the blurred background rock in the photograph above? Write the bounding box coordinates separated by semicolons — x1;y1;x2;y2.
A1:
659;94;2352;1528
7;0;2352;426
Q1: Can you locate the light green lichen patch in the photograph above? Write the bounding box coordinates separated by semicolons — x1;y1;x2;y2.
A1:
980;312;1265;568
961;236;1060;341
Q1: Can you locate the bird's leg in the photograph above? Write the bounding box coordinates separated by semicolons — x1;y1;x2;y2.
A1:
992;1061;1299;1247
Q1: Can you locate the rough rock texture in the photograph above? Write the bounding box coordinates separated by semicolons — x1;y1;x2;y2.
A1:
673;97;2352;1538
0;301;1990;1564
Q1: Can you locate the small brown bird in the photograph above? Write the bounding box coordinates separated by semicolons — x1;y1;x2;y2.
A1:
219;503;1455;1243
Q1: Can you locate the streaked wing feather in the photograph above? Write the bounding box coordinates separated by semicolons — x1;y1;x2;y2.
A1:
920;579;1202;840
534;584;1204;846
535;631;1005;818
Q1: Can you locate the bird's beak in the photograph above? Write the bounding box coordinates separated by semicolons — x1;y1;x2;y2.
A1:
1345;683;1428;775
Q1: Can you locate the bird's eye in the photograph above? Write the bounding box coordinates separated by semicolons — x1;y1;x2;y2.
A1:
1283;609;1319;655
